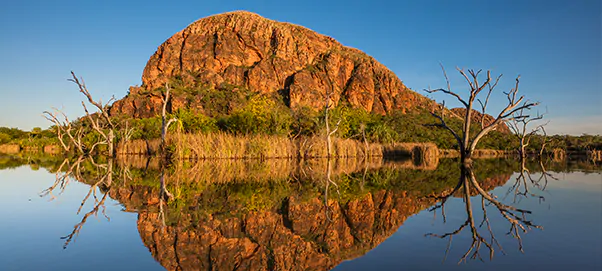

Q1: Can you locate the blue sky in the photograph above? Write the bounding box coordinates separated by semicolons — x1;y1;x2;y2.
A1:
0;0;600;135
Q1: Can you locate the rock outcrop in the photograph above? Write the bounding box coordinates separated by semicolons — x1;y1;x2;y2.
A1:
111;11;434;117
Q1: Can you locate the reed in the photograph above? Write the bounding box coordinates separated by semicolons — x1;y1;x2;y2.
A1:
116;139;161;155
171;132;295;159
170;133;392;159
115;132;442;161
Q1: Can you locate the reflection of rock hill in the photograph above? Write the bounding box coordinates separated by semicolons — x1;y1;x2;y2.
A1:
134;190;435;271
110;11;434;118
107;171;511;271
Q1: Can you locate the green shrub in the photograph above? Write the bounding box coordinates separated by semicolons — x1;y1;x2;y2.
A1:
221;95;293;135
0;132;10;144
292;106;320;136
175;109;218;133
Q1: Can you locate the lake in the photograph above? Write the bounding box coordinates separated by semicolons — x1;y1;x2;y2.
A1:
0;155;600;270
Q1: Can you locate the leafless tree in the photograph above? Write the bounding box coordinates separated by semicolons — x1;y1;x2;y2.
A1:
507;108;547;159
40;156;85;200
155;84;178;202
43;72;117;156
42;109;84;153
323;88;341;158
424;66;542;262
161;84;178;152
70;72;116;156
425;65;538;164
505;157;545;203
538;126;552;158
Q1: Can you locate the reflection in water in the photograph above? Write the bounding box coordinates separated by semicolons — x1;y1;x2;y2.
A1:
35;154;514;270
3;154;597;270
425;157;562;263
40;156;115;249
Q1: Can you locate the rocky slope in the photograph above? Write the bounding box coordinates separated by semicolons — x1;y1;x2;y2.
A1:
110;11;434;117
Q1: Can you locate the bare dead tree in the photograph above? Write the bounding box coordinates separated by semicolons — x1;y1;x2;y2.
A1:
43;72;118;156
507;108;547;159
42;109;85;153
161;84;178;152
476;75;501;129
42;110;70;152
425;66;538;164
122;120;135;146
424;67;543;262
323;88;341;158
539;126;552;158
153;84;179;202
69;72;116;156
428;177;500;263
40;156;86;200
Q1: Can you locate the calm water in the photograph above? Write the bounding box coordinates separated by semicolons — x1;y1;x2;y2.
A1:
0;156;600;270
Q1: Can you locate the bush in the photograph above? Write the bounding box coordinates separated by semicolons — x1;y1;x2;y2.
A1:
0;132;11;144
129;117;162;140
291;106;320;136
175;109;218;134
366;123;398;143
221;95;293;135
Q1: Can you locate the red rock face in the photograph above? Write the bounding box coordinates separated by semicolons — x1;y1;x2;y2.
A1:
111;11;434;117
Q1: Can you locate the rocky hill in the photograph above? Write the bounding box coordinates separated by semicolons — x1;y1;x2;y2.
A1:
110;11;434;118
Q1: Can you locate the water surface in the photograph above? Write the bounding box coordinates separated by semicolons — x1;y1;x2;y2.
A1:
0;156;600;270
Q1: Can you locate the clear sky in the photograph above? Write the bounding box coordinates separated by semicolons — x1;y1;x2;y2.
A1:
0;0;600;135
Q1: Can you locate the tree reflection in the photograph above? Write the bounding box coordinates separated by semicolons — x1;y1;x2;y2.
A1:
40;155;115;249
38;154;178;248
426;157;551;263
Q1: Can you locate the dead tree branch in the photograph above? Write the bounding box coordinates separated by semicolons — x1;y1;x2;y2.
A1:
424;67;539;161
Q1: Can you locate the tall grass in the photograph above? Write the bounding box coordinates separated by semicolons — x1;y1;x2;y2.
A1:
173;132;296;159
115;132;441;161
116;139;161;155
